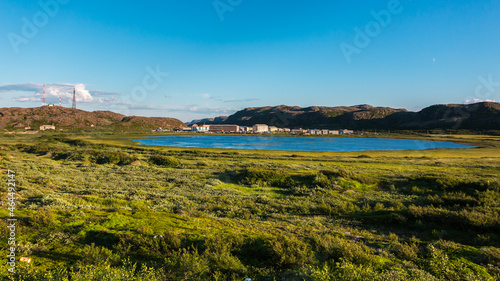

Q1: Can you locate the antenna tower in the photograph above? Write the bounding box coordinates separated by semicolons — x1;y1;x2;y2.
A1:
72;87;76;109
42;84;46;106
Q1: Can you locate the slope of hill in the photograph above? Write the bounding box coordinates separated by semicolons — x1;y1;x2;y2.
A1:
384;102;500;130
118;116;187;130
0;106;186;130
189;102;500;130
187;116;228;126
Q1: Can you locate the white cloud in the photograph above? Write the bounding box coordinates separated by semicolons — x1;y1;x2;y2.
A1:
197;93;223;101
163;105;239;115
465;98;499;103
0;83;40;93
90;90;121;96
128;105;157;110
46;83;93;102
98;97;119;103
12;96;39;102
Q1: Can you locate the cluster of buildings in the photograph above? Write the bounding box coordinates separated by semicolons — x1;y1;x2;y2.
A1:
23;125;56;131
39;125;56;131
175;124;355;135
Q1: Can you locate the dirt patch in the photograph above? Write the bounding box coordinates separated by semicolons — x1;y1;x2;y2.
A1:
131;160;142;166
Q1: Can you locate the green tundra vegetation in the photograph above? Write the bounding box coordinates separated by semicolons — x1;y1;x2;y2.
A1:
0;131;499;280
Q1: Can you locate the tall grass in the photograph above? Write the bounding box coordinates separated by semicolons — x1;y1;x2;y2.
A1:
0;132;499;280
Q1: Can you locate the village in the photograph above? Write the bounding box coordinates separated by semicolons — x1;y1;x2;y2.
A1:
166;124;356;135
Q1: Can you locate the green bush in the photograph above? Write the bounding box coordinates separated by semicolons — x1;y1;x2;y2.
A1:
132;232;182;259
149;154;180;167
408;175;491;192
1;260;164;281
237;168;296;188
313;173;331;187
203;235;247;275
391;241;420;261
41;194;71;207
30;207;57;228
407;205;500;231
426;245;495;280
91;151;138;165
80;243;120;266
268;235;313;269
480;247;500;266
61;138;90;147
163;248;210;280
321;168;356;179
311;234;376;266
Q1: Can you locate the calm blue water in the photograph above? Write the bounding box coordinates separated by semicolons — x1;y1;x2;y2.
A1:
131;135;475;152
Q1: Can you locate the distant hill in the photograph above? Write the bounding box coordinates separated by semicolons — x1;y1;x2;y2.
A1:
187;116;229;126
0;106;186;130
187;102;500;130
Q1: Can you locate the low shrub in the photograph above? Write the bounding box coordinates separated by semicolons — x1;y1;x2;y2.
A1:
30;207;56;228
391;242;420;261
311;234;376;266
149;155;180;167
480;247;500;266
321;168;356;179
91;151;138;165
236;168;296;188
80;243;120;266
268;235;313;269
163;248;210;280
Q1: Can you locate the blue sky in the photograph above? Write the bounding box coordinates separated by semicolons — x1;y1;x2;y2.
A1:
1;0;499;121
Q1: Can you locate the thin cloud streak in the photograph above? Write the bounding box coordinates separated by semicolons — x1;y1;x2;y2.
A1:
224;98;259;103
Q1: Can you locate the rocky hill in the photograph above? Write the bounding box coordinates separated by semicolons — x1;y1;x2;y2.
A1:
188;102;500;130
383;102;500;130
0;106;186;130
187;116;229;126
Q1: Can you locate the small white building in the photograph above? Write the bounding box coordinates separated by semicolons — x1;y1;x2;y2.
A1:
191;125;210;132
252;124;269;133
340;129;354;135
310;129;322;135
40;125;55;131
268;126;278;132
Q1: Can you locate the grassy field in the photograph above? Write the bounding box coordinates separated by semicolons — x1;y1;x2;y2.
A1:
0;131;499;280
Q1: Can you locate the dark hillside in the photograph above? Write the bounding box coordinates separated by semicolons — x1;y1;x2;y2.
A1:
188;102;500;130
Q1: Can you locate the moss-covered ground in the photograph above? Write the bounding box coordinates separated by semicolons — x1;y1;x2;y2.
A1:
0;131;499;280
